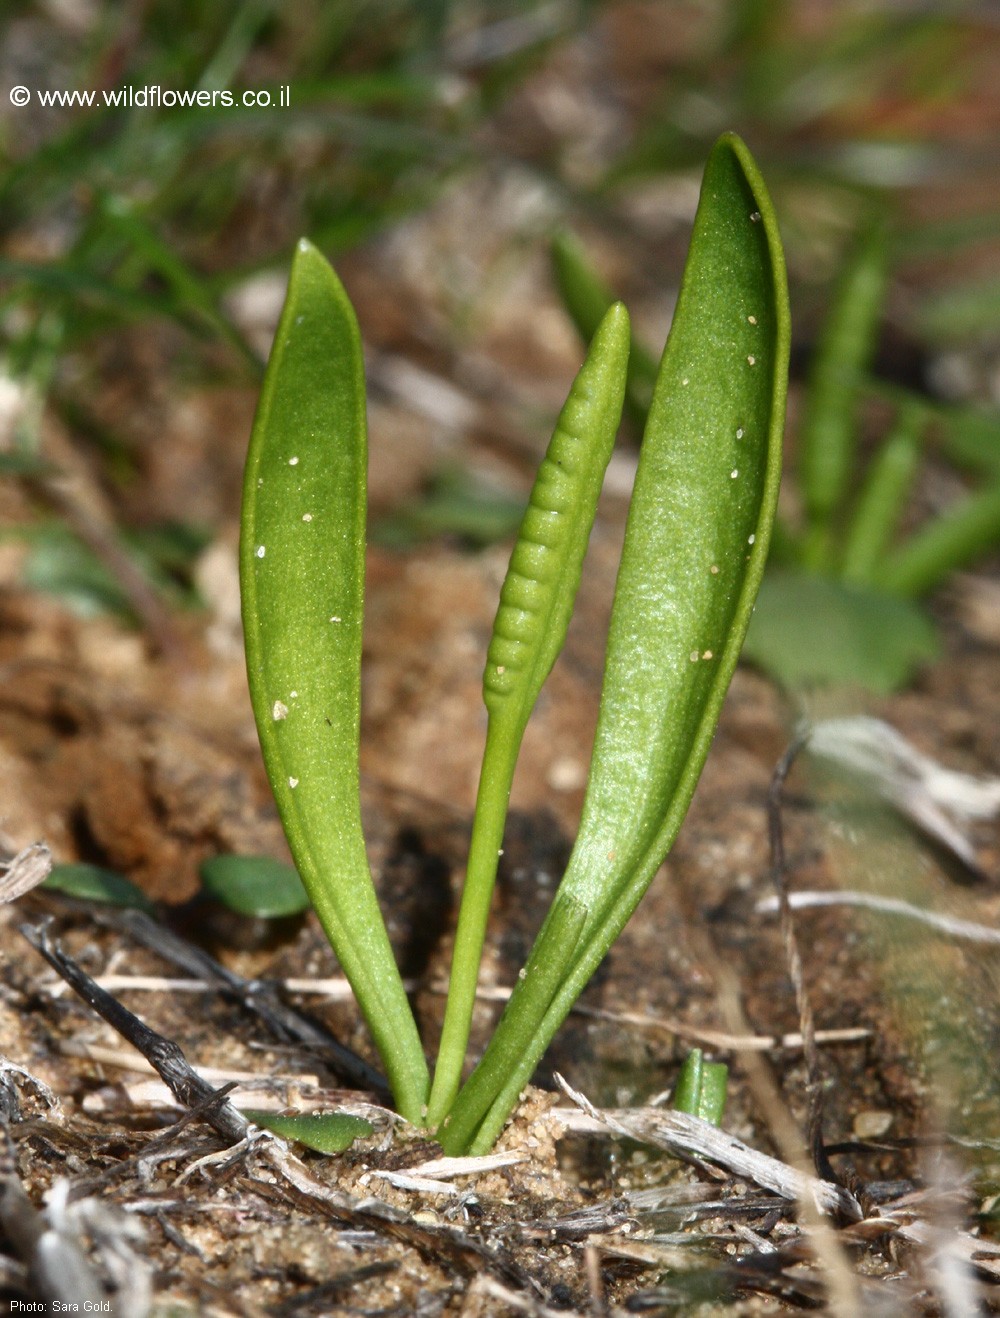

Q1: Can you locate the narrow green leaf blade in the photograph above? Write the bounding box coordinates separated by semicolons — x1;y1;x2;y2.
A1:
565;135;786;913
878;483;1000;598
449;132;789;1153
799;222;888;568
551;231;658;426
673;1049;728;1126
840;400;924;586
240;239;428;1121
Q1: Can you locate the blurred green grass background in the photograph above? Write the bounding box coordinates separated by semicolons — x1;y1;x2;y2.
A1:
2;0;1000;683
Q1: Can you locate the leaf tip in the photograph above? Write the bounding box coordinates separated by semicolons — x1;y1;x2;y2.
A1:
594;299;631;359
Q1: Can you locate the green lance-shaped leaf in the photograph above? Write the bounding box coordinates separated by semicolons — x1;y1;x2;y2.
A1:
443;133;789;1155
799;221;888;570
426;305;630;1126
240;239;428;1122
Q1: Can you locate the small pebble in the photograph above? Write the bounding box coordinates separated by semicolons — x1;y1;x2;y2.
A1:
853;1110;893;1140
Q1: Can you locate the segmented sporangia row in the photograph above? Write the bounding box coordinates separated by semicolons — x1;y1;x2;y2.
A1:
427;305;630;1124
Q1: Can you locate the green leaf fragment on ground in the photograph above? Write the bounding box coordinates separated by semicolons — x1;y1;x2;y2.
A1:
241;1109;373;1153
22;526;134;619
44;863;155;912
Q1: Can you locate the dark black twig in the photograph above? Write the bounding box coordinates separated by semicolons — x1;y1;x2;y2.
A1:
271;1261;398;1316
21;920;248;1145
94;906;391;1101
767;730;837;1188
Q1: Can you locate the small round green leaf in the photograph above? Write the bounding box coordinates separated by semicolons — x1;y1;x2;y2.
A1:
199;854;311;919
44;863;155;912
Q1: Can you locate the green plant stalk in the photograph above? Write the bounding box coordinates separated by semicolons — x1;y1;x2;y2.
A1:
551;230;658;427
840;400;924;585
240;240;428;1121
444;132;789;1155
700;1063;728;1125
799;221;888;571
436;896;588;1152
673;1048;728;1125
879;482;1000;598
426;305;630;1126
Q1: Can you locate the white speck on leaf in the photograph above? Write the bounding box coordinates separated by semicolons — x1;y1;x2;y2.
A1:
703;650;713;660
748;315;757;325
329;616;342;623
682;377;689;386
748;534;756;545
731;469;739;479
255;545;266;558
288;777;299;788
736;427;744;439
302;513;313;522
710;564;719;575
290;690;298;698
289;456;299;466
747;355;756;366
690;650;699;662
272;700;289;721
750;211;761;222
